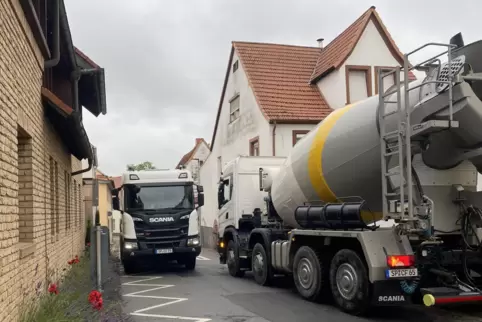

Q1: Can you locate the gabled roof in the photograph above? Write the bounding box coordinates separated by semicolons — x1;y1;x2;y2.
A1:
209;43;332;150
176;138;209;169
310;6;416;83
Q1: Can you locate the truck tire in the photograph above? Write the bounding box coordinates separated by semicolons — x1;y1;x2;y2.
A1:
252;243;273;286
183;255;197;270
293;246;329;301
329;249;371;315
227;240;245;277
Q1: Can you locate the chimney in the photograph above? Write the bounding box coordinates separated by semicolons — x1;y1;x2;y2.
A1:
195;138;203;145
317;38;324;49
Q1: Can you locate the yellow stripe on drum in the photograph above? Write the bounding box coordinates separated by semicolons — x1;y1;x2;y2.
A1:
308;103;356;202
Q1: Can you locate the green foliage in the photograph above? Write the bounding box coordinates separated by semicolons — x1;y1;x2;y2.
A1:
19;250;120;322
126;161;156;171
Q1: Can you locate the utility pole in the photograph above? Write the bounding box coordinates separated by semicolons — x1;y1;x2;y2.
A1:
91;146;102;292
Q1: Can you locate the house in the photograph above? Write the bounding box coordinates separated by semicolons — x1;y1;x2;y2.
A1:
82;167;115;227
176;138;210;184
199;6;417;248
0;0;107;320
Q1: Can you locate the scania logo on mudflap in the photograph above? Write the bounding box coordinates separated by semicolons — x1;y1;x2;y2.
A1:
378;295;405;302
149;217;175;223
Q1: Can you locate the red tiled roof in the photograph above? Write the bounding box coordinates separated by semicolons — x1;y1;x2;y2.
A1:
111;176;122;189
310;6;416;82
234;42;332;122
176;138;208;169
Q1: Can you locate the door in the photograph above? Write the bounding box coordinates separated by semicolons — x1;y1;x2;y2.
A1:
218;175;234;235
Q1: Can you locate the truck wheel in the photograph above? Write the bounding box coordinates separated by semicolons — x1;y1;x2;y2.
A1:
183;255;197;270
252;243;273;286
293;246;328;301
227;240;245;277
330;249;371;315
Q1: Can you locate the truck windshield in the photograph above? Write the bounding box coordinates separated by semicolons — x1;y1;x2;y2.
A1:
125;184;193;212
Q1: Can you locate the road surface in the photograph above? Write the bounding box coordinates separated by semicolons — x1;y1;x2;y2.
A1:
120;249;482;322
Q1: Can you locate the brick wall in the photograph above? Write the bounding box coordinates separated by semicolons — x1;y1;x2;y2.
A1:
0;1;87;321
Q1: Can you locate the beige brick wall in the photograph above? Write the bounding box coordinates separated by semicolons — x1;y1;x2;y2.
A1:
0;1;88;321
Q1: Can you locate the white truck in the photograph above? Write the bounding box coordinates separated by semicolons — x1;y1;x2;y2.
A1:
215;33;482;315
112;169;204;273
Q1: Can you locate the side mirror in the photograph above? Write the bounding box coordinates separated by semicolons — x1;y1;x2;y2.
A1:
197;185;205;207
112;196;120;211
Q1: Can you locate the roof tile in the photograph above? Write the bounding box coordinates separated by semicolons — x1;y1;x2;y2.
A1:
234;42;332;122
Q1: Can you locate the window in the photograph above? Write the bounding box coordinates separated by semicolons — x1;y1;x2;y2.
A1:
345;65;372;104
124;184;194;212
73;183;77;227
55;162;59;235
292;130;310;146
200;160;204;167
49;157;55;236
249;136;260;156
217;176;233;209
375;66;397;95
64;171;71;231
17;126;33;243
78;183;81;225
233;60;239;73
229;94;240;122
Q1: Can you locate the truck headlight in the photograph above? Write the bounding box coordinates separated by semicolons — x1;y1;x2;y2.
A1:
187;237;200;246
180;214;190;220
124;241;138;250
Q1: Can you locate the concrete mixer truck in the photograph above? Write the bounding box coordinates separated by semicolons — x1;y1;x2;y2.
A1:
215;33;482;315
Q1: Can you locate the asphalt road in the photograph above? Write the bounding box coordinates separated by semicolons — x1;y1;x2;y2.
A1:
120;249;482;322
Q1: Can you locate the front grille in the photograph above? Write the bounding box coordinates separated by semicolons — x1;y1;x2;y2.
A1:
136;223;188;249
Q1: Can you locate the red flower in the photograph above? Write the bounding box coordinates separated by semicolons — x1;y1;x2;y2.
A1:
88;290;102;303
87;243;91;247
91;297;103;310
48;283;59;295
88;290;103;310
68;260;73;265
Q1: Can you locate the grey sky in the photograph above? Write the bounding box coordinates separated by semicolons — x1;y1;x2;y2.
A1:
64;0;479;175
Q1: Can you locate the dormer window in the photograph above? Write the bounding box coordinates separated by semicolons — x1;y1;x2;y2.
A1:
233;60;239;73
345;65;372;104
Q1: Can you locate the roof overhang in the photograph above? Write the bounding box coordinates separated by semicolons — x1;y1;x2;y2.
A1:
42;87;93;160
76;48;107;116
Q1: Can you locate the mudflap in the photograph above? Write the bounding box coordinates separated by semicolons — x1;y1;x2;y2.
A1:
372;280;414;306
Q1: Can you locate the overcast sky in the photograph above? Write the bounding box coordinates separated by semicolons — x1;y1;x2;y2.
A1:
64;0;478;175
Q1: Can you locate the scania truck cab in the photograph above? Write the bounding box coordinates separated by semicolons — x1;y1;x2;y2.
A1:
112;169;204;273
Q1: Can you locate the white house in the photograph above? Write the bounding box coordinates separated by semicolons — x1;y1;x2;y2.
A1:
176;138;211;184
199;6;419;248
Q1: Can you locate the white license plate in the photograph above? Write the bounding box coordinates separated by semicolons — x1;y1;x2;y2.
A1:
156;248;173;254
386;268;418;278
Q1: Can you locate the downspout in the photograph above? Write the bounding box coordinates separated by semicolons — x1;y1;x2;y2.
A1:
272;121;277;156
72;158;92;176
70;68;101;176
44;0;60;68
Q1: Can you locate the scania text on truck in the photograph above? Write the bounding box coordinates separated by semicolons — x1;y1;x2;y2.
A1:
112;169;204;273
215;33;482;315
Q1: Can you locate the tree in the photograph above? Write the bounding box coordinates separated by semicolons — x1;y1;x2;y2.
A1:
126;161;156;171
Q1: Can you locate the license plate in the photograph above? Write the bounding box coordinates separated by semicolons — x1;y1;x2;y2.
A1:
156;248;173;254
386;268;418;278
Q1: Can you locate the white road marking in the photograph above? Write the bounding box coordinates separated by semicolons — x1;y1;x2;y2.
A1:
196;256;210;261
122;275;211;321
